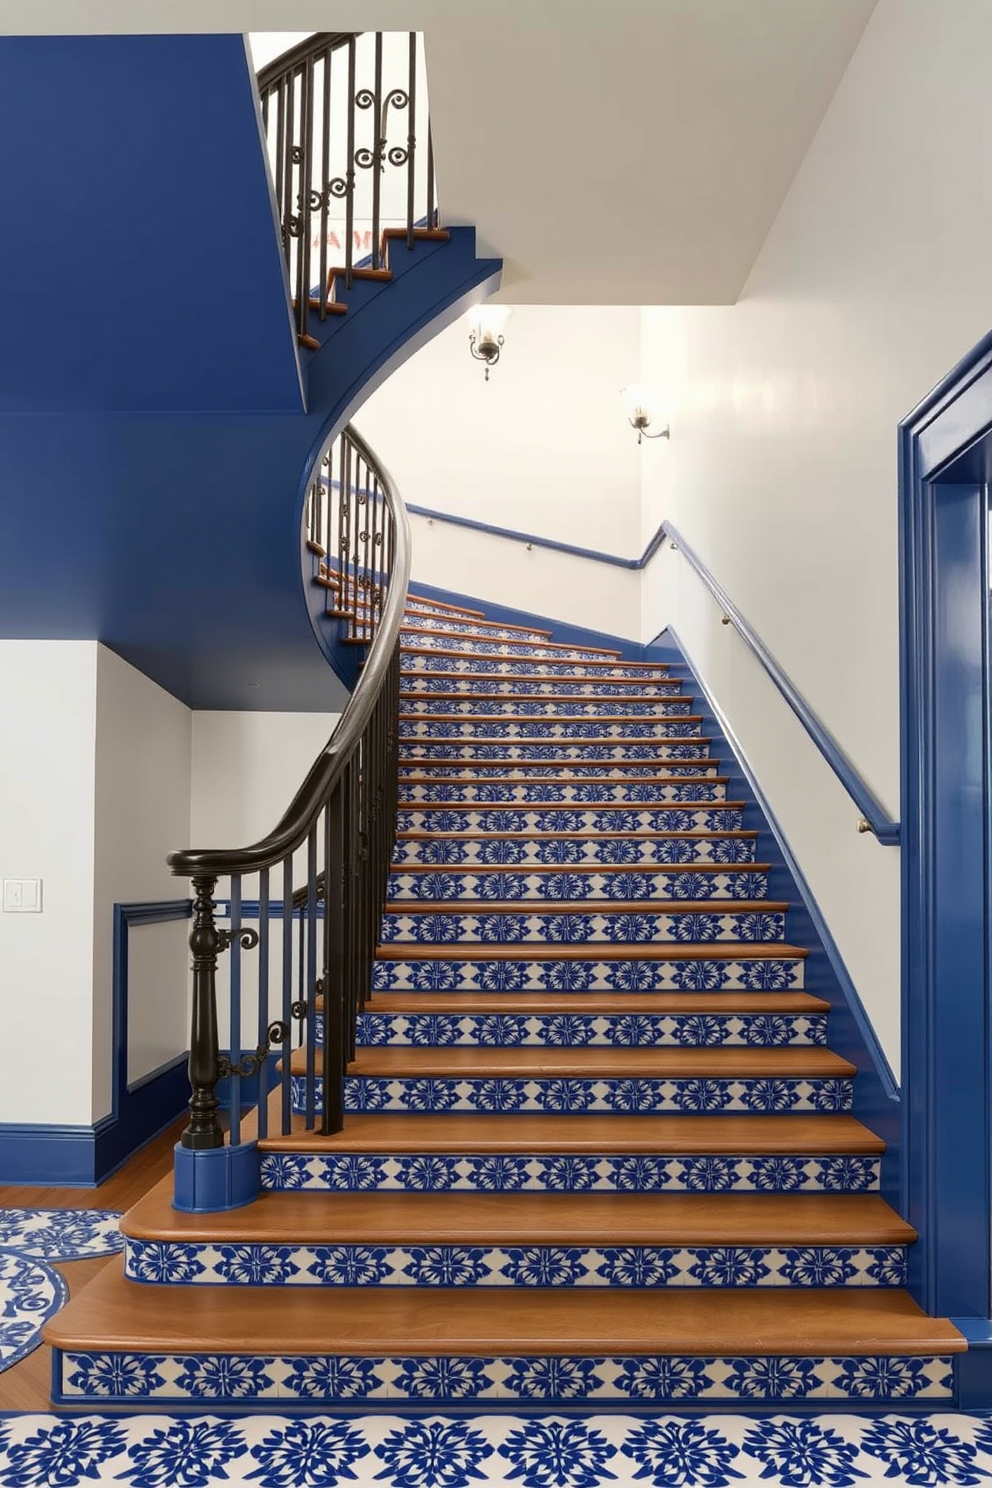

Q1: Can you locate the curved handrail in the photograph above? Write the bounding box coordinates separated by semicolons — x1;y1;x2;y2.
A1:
169;426;410;879
405;501;898;844
255;31;351;94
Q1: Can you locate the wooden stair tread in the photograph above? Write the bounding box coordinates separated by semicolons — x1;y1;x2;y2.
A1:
400;778;725;790
46;1262;964;1356
399;758;720;770
391;863;770;876
359;992;828;1014
407;596;486;616
124;1180;913;1246
258;1112;886;1156
396;830;760;841
292;1046;854;1077
399;712;704;724
374;942;808;961
400;736;704;747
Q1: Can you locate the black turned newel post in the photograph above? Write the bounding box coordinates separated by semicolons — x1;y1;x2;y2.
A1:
182;875;224;1151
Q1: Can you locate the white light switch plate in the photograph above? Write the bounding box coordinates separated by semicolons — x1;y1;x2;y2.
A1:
2;879;42;912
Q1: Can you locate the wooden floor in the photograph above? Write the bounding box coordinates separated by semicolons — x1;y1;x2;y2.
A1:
0;1116;186;1412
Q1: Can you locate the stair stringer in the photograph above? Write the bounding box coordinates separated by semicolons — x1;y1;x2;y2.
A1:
297;227;501;693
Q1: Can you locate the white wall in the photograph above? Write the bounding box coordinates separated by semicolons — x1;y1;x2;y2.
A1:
0;642;98;1125
92;648;192;1116
639;0;992;1075
358;305;644;635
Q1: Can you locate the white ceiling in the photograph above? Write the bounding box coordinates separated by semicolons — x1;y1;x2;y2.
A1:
2;0;878;304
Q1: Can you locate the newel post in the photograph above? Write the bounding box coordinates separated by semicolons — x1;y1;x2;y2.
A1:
181;875;224;1151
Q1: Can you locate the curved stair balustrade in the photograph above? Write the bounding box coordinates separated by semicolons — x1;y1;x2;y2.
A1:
168;424;411;1160
256;31;438;349
306;423;396;645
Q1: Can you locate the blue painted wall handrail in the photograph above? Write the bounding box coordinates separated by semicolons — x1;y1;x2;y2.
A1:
407;502;899;844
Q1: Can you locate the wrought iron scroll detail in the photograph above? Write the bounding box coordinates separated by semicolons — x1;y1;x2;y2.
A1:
217;1021;290;1081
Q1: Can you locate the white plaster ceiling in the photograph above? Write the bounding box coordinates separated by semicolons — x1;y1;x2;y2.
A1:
3;0;877;304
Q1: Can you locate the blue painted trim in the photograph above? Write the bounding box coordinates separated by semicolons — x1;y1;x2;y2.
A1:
664;525;899;846
665;625;900;1201
173;1140;260;1213
405;506;897;842
899;331;992;1326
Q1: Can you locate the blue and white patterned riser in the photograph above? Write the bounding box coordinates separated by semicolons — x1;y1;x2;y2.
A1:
402;656;671;677
400;679;684;697
52;1350;956;1406
400;741;712;760
373;956;805;993
385;869;769;900
397;763;719;779
378;909;786;945
260;1150;881;1194
123;1238;907;1290
393;836;759;867
399;720;702;739
295;1074;850;1115
401;621;553;642
402;639;625;662
346;1009;825;1047
399;783;727;806
396;807;745;835
402;699;695;717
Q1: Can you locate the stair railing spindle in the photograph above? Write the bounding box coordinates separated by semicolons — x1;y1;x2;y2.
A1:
406;33;417;248
256;867;270;1140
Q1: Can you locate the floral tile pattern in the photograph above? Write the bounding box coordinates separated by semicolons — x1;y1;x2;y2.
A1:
0;1209;123;1261
400;656;672;677
0;1248;68;1374
371;956;805;992
397;761;717;777
394;807;746;834
10;1412;992;1488
400;679;684;697
399;719;703;737
392;836;758;866
402;699;695;717
344;1009;825;1047
295;1073;851;1115
52;1353;956;1406
401;638;631;661
377;909;785;944
400;740;710;758
384;869;769;899
397;780;725;803
123;1237;907;1289
260;1150;880;1194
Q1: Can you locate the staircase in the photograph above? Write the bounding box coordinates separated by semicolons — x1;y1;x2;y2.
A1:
45;593;963;1410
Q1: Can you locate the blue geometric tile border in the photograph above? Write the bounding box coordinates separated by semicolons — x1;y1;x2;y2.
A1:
52;1351;956;1405
392;837;759;866
294;1074;852;1116
123;1238;907;1289
10;1412;992;1487
371;957;805;992
394;808;745;834
377;909;786;944
384;868;770;899
259;1151;881;1194
0;1248;68;1374
343;1010;827;1047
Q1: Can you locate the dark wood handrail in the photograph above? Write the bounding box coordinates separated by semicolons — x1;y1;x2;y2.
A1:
255;31;353;95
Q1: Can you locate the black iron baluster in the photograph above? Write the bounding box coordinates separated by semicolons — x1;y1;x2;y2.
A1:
257;866;270;1140
426;120;436;229
228;873;243;1146
305;824;318;1129
298;56;315;340
323;782;346;1134
371;33;384;270
283;74;299;336
274;79;286;241
406;33;417;247
182;876;224;1150
345;37;357;288
369;473;380;644
281;854;293;1135
318;43;331;321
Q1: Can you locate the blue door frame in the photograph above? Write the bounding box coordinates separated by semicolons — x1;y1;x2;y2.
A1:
900;332;992;1341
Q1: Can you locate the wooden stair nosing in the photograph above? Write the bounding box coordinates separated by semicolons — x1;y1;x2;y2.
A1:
380;897;786;915
357;991;828;1015
395;829;760;841
398;775;727;789
391;861;772;876
45;1262;965;1356
407;596;487;617
398;735;708;747
398;711;705;725
289;1045;852;1078
257;1110;886;1157
122;1179;915;1246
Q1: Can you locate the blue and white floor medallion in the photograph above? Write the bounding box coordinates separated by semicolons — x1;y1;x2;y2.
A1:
0;1248;68;1374
0;1209;124;1261
2;1413;992;1487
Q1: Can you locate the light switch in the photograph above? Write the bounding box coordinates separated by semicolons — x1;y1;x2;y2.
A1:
3;879;42;912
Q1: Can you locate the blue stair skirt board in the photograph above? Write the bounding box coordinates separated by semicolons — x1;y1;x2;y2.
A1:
0;1251;67;1376
6;1414;992;1487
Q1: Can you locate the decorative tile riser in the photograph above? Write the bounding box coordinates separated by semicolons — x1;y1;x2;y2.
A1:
398;784;727;805
260;1150;881;1194
401;623;553;642
397;763;719;779
403;639;627;661
400;681;684;697
403;700;694;717
400;743;712;760
393;838;759;866
396;809;745;835
399;721;703;739
295;1074;849;1115
123;1238;906;1289
323;1010;825;1047
386;870;769;900
402;658;671;677
53;1349;955;1406
378;910;786;945
372;957;804;993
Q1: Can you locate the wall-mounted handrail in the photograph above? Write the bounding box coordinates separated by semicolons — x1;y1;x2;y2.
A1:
168;423;410;1154
256;31;437;348
408;502;899;844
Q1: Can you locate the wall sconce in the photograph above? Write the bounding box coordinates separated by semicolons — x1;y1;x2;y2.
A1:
469;306;510;381
621;385;670;444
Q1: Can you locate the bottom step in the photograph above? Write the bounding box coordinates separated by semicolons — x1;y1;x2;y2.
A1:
46;1261;963;1408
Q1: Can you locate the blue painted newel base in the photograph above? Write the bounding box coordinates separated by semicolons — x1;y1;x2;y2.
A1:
172;1142;260;1214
